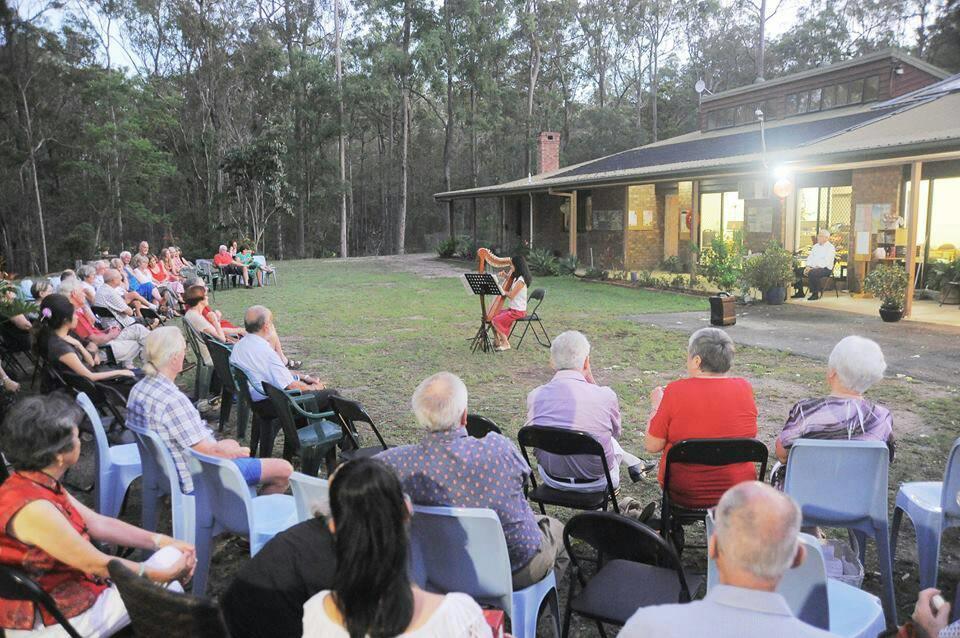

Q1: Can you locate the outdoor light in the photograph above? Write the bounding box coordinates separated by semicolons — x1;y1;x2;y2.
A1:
773;165;791;181
773;178;793;199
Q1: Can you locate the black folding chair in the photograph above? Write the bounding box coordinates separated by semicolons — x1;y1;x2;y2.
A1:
465;413;502;438
262;382;343;477
108;560;230;638
660;438;768;552
329;395;390;463
0;564;83;638
517;425;620;514
60;370;130;432
91;304;120;327
562;511;701;638
508;288;550;349
205;338;248;435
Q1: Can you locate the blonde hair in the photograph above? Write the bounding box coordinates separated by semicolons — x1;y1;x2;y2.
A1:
143;327;186;376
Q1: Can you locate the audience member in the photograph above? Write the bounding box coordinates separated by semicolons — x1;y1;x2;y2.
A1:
222;501;336;638
182;285;227;365
93;260;109;287
152;249;185;296
645;327;758;508
526;330;651;493
58;269;77;288
0;394;195;637
77;265;98;304
183;276;244;340
95;269;143;329
900;588;958;638
60;279;149;367
776;336;894;466
29;279;53;301
619;482;836;637
379;372;567;589
137;240;150;259
126;327;292;495
228;240;239;256
236;247;264;287
0;286;32;352
302;458;487;638
34;294;138;389
229;305;331;420
213;245;252;288
0;361;20;393
117;253;162;307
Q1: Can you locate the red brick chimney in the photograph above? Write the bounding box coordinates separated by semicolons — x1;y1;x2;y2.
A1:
537;131;561;174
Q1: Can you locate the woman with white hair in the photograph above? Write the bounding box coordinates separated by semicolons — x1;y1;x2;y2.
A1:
775;336;893;465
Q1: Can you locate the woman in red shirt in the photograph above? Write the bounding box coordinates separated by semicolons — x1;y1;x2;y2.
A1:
645;327;758;508
0;394;195;636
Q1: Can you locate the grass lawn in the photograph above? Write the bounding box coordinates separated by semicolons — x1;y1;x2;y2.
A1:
172;256;959;633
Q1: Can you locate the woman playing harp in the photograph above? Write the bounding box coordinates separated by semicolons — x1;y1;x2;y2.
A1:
477;248;533;351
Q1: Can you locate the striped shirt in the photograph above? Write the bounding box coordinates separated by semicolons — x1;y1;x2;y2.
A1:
777;396;893;453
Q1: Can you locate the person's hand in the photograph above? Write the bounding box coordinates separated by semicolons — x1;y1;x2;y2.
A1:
2;377;20;393
582;360;597;385
152;550;196;585
117;369;136;379
803;266;811;275
156;536;196;560
913;588;951;638
650;386;664;411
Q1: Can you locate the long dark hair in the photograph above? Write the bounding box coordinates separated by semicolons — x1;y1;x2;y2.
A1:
330;459;413;638
33;294;74;359
511;254;533;286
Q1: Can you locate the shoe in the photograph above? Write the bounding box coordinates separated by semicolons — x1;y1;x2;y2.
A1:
806;293;820;301
790;292;806;299
628;459;658;482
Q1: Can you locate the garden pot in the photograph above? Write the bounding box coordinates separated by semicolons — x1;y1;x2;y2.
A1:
878;306;904;322
763;286;786;305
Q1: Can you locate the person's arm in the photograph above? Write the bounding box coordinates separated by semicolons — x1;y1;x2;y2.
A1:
10;314;31;331
10;499;192;583
287;378;325;392
645;386;667;453
58;351;133;382
503;279;526;300
192;438;250;459
775;438;789;464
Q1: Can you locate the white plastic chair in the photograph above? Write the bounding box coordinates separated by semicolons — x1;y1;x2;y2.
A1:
125;422;196;545
75;393;141;519
289;472;329;523
784;439;897;627
891;437;960;589
410;505;560;638
706;516;884;637
251;255;277;286
186;449;297;595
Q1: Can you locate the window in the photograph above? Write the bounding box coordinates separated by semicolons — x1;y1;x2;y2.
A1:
763;98;779;119
797;91;809;114
785;94;799;116
836;83;849;106
722;192;744;239
848;78;864;104
863;75;880;102
794;185;852;256
822;85;837;109
735;105;753;125
808;88;822;111
699;191;744;246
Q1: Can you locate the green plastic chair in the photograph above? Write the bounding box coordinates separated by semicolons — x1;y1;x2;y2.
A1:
261;382;343;477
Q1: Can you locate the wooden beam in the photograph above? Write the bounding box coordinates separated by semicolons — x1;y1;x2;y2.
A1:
569;191;578;257
904;161;922;318
528;193;534;249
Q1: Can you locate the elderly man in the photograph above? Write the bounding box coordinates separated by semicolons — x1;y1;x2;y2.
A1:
127;327;292;495
138;240;150;259
229;306;333;420
526;330;652;491
95;269;140;328
620;482;837;637
379;372;567;589
214;244;252;288
60;278;149;366
792;228;836;301
93;260;109;288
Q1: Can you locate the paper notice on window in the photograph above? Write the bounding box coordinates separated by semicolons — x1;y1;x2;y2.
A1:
628;210;638;227
855;231;871;256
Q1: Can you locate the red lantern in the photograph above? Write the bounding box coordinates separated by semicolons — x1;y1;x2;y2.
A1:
773;178;793;199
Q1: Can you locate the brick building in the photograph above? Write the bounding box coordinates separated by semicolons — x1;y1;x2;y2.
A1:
435;49;960;316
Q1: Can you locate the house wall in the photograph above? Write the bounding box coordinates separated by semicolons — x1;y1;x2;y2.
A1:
625;184;665;271
578;186;626;270
849;166;903;292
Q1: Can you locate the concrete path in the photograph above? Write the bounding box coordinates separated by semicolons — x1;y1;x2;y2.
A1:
628;302;960;385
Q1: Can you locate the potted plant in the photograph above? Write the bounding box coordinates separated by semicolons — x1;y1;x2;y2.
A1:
863;264;908;322
741;242;794;304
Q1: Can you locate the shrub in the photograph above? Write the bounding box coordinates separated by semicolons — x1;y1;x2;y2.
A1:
556;255;578;276
661;255;684;273
741;242;794;292
436;237;458;258
583;267;606;280
526;248;560;276
671;274;687;288
864;264;908;309
928;258;960;291
698;233;744;291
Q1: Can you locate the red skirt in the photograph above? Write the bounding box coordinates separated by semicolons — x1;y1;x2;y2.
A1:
491;308;526;336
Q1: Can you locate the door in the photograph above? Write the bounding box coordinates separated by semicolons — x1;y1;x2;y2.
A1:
664;193;679;257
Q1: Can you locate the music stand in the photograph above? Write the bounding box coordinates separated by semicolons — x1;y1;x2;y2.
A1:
463;272;504;354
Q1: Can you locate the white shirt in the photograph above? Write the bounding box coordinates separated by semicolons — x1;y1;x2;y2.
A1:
229;333;294;402
619;585;838;638
805;241;836;270
507;277;527;312
301;591;488;638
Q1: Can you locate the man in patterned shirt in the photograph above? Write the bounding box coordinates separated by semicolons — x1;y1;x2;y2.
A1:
378;372;567;589
126;327;292;494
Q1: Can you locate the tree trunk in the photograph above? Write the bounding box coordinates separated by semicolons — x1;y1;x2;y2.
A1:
442;0;455;240
397;0;411;255
756;0;766;81
523;0;541;176
19;84;47;273
650;38;659;143
335;0;348;258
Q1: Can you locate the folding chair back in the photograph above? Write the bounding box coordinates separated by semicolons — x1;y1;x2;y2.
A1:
0;565;83;638
329;395;388;460
466;413;502;438
508;288;550;349
107;560;230;638
517;425;619;514
61;371;127;428
90;305;118;327
289;471;329;522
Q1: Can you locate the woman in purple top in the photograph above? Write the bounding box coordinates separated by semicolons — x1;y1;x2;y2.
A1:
775;336;895;469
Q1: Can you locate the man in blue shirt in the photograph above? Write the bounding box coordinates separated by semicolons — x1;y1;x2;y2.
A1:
620;481;838;637
378;372;567;589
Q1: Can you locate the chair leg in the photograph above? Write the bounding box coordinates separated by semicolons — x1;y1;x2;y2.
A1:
535;319;551;346
191;523;214;597
890;507;904;562
561;592;574;638
547;588;561;638
236;397;250;442
875;526;899;627
514;320;533;350
914;522;943;590
141;481;161;533
218;389;233;432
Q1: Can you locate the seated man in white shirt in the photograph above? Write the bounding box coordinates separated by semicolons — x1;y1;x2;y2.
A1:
792;229;836;301
229;305;338;439
619;481;837;638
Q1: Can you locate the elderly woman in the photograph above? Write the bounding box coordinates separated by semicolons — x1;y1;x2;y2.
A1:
0;393;195;636
645;327;759;508
147;253;184;298
775;336;893;465
119;254;162;308
30;280;53;302
77;265;98;305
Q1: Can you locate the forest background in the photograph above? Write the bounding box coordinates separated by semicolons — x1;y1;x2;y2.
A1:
2;0;959;274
